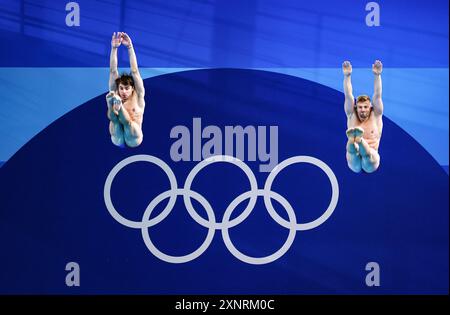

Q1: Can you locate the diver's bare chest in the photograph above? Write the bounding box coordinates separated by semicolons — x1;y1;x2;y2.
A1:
356;119;379;139
349;114;378;135
123;102;141;116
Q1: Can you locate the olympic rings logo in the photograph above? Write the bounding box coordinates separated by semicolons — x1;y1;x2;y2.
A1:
104;155;339;265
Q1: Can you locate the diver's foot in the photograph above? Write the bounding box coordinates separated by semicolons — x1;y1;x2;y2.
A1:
112;95;122;115
106;91;115;106
354;127;364;143
346;128;355;140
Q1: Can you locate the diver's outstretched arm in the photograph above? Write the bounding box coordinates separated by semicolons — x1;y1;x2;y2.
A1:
121;33;145;102
342;61;355;116
372;60;384;116
109;32;121;91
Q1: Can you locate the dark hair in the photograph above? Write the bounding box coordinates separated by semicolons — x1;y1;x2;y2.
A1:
115;73;135;88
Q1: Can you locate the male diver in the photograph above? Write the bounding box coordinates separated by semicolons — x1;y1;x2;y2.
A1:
106;32;145;147
342;60;384;173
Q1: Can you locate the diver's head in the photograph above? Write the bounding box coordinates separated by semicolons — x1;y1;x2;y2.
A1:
115;73;135;101
355;95;372;121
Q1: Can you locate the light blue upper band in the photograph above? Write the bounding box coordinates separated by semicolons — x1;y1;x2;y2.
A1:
0;68;447;166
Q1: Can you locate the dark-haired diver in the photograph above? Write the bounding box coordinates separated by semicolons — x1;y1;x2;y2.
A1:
106;32;145;147
342;60;384;173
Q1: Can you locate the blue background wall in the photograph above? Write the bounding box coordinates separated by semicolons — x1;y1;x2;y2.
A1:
0;0;448;170
0;0;448;294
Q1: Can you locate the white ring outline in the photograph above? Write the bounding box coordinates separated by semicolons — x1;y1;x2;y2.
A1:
222;189;297;265
183;155;258;230
263;156;339;231
104;155;178;229
104;154;339;264
141;188;216;264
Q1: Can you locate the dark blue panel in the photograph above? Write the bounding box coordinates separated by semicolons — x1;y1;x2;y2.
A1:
0;69;448;294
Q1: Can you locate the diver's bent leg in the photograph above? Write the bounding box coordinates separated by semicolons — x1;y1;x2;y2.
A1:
107;107;120;123
353;127;364;143
117;106;133;126
116;107;143;147
358;139;380;173
109;121;125;147
346;139;362;173
106;95;124;147
123;121;143;147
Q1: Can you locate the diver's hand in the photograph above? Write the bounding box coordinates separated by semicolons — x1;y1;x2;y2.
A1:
121;32;133;49
372;60;383;75
342;61;352;76
111;32;122;48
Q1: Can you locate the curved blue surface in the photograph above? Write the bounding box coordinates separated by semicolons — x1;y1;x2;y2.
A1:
0;69;447;294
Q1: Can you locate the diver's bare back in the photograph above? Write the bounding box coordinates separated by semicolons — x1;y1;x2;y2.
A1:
348;112;383;150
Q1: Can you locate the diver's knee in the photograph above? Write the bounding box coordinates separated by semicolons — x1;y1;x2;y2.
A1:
362;163;378;173
125;136;143;148
362;157;380;173
347;160;362;173
111;135;125;147
349;164;362;173
346;152;362;173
